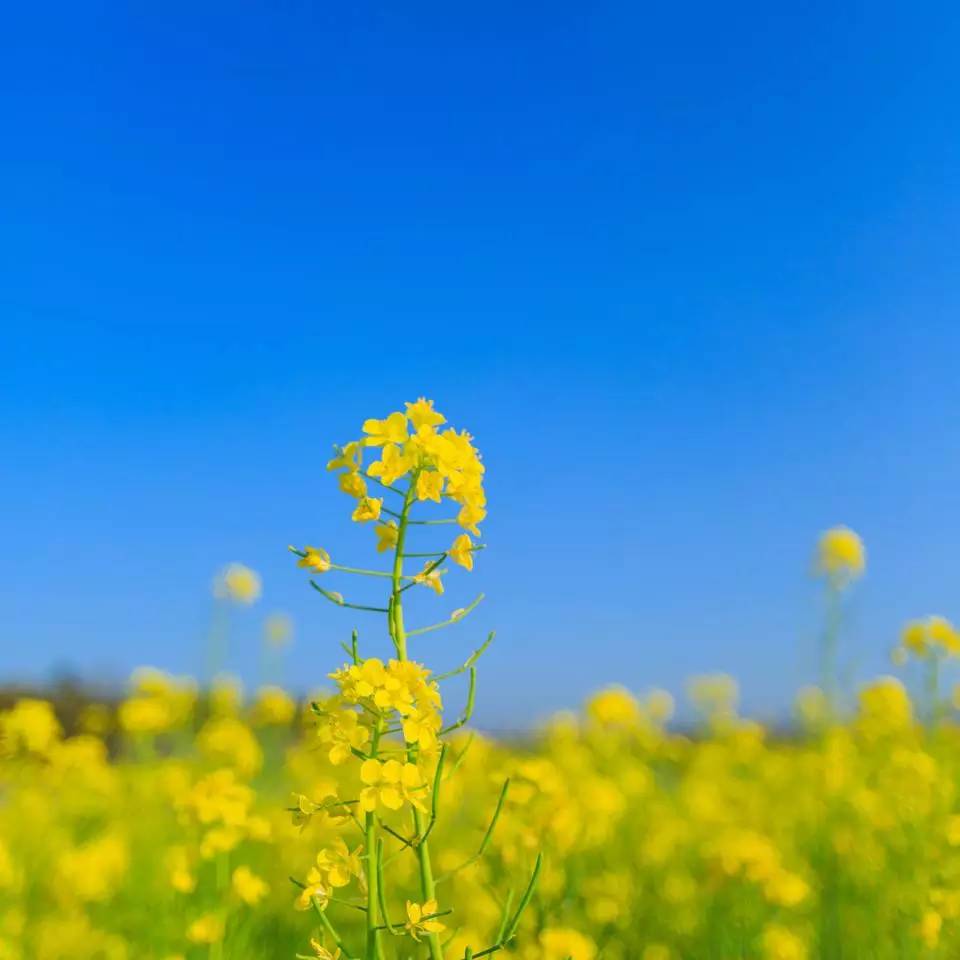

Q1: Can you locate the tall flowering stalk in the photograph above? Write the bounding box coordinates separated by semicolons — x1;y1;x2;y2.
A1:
814;526;865;718
289;398;540;960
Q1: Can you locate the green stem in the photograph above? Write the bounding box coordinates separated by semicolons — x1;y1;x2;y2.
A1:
821;584;842;719
389;476;444;960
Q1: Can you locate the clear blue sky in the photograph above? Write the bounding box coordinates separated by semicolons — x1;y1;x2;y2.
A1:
3;2;960;725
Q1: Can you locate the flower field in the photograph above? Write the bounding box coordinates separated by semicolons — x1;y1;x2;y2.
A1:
4;400;960;960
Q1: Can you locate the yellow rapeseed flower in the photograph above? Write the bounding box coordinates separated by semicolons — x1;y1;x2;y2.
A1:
405;397;446;429
351;497;383;523
362;412;408;446
298;546;332;573
375;520;399;553
232;865;269;905
214;563;262;604
405;899;446;941
816;526;865;585
448;533;474;571
186;914;225;945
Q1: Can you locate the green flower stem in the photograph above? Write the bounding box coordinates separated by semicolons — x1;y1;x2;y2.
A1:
821;583;842;719
310;581;389;613
363;473;406;495
437;779;509;883
332;563;415;580
364;720;385;960
312;899;356;960
375;838;397;935
417;745;447;845
440;668;476;735
406;595;485;637
389;475;444;960
434;632;495;681
373;909;453;932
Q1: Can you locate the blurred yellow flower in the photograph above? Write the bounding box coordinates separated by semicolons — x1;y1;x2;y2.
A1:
232;865;268;905
214;562;262;604
186;914;225;944
816;526;865;585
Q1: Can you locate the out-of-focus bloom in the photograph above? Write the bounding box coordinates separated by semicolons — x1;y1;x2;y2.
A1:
919;910;942;949
0;699;62;757
586;687;641;728
815;526;865;586
214;563;262;604
250;686;296;727
186;914;225;944
265;612;293;649
537;928;597;960
232;865;268;905
857;676;913;734
901;616;960;659
761;924;807;960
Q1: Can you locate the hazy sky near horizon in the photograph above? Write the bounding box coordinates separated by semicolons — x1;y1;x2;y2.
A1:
3;2;960;725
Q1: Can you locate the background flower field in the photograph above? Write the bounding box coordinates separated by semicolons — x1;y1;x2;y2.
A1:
5;501;960;960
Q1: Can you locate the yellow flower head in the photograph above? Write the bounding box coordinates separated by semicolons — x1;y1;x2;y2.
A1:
231;865;268;905
314;838;363;888
362;412;409;447
416;469;444;503
298;547;332;574
900;616;960;660
186;914;225;945
448;533;474;571
857;676;913;734
338;471;367;498
359;759;426;812
368;444;412;486
308;940;341;960
295;869;330;911
457;502;486;536
316;708;370;765
538;927;597;960
351;497;383;523
761;924;807;960
264;612;293;648
815;526;865;586
327;442;362;472
405;899;446;941
214;563;262;604
375;521;399;553
413;562;445;595
405;397;446;430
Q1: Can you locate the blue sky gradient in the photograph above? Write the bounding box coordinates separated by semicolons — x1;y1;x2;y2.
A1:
3;2;960;724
